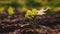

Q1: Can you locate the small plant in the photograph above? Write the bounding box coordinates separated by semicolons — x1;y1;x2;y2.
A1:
7;7;14;15
25;9;38;19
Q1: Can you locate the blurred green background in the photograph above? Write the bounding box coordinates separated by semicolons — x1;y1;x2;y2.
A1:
0;0;60;12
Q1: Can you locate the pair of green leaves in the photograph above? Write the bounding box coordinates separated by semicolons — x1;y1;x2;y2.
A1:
25;9;38;19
